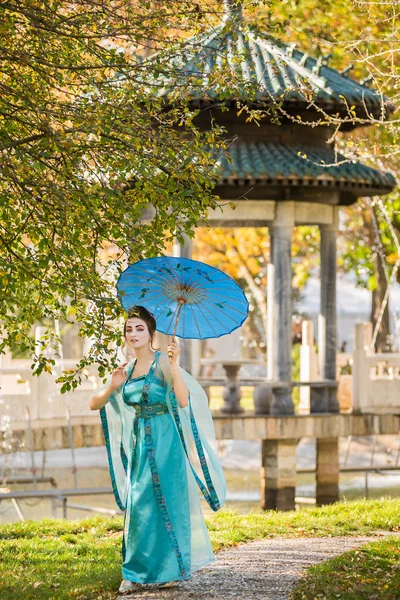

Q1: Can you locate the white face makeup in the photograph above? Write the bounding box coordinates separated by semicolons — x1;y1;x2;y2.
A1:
125;318;151;350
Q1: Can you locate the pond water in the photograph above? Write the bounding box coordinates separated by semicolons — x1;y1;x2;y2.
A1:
1;439;399;523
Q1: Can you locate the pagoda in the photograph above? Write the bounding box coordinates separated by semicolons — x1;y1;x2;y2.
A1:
162;0;396;416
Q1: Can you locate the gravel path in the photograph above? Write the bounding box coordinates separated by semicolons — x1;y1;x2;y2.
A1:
118;535;380;600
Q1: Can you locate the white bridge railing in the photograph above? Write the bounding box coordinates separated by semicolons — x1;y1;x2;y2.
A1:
0;358;98;423
353;322;400;413
300;320;400;414
1;320;400;425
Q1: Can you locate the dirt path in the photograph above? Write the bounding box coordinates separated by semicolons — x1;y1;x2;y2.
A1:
118;535;380;599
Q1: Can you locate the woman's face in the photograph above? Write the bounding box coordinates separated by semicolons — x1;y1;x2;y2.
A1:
125;318;151;350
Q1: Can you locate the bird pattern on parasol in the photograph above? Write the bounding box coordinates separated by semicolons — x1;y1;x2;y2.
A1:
117;256;249;340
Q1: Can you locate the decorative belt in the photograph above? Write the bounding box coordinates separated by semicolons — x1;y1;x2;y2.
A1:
132;403;169;418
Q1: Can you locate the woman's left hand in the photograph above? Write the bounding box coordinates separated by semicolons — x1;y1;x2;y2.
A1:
167;340;181;364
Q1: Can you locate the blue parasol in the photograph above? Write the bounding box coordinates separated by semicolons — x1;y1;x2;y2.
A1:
116;256;248;340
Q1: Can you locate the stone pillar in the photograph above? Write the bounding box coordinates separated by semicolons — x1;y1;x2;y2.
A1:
268;203;294;415
267;230;275;380
318;214;339;412
352;322;372;413
299;320;318;414
260;439;297;511
172;232;193;374
316;437;339;505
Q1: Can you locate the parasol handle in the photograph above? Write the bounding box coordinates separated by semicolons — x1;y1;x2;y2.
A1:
168;299;185;360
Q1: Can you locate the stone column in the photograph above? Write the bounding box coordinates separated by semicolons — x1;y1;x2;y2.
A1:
173;232;193;374
268;203;294;415
267;229;275;380
352;322;372;413
260;439;297;511
318;214;339;412
316;437;339;505
299;320;318;414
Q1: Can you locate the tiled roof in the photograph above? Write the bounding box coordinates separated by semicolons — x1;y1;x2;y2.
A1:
164;24;393;120
215;142;396;192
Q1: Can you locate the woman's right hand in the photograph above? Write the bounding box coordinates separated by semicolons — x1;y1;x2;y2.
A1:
110;362;129;390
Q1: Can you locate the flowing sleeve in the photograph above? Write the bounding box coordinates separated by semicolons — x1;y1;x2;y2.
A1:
156;352;226;512
98;362;136;511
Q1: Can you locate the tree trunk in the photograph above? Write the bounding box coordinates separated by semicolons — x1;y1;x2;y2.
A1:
371;253;391;352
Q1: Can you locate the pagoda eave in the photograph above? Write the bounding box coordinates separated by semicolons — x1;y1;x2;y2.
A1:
213;181;394;206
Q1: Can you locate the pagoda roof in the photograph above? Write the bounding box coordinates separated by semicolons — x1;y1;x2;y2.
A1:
161;18;393;125
215;142;396;199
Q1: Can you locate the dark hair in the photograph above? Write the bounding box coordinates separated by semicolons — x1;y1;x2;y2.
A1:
123;305;157;351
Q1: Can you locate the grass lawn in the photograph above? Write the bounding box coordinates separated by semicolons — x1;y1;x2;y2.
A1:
0;499;399;600
291;536;400;600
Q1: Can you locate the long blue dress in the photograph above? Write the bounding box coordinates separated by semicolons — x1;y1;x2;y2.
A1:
121;369;191;583
100;350;226;585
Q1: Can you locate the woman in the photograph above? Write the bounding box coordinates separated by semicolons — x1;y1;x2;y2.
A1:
89;305;226;593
